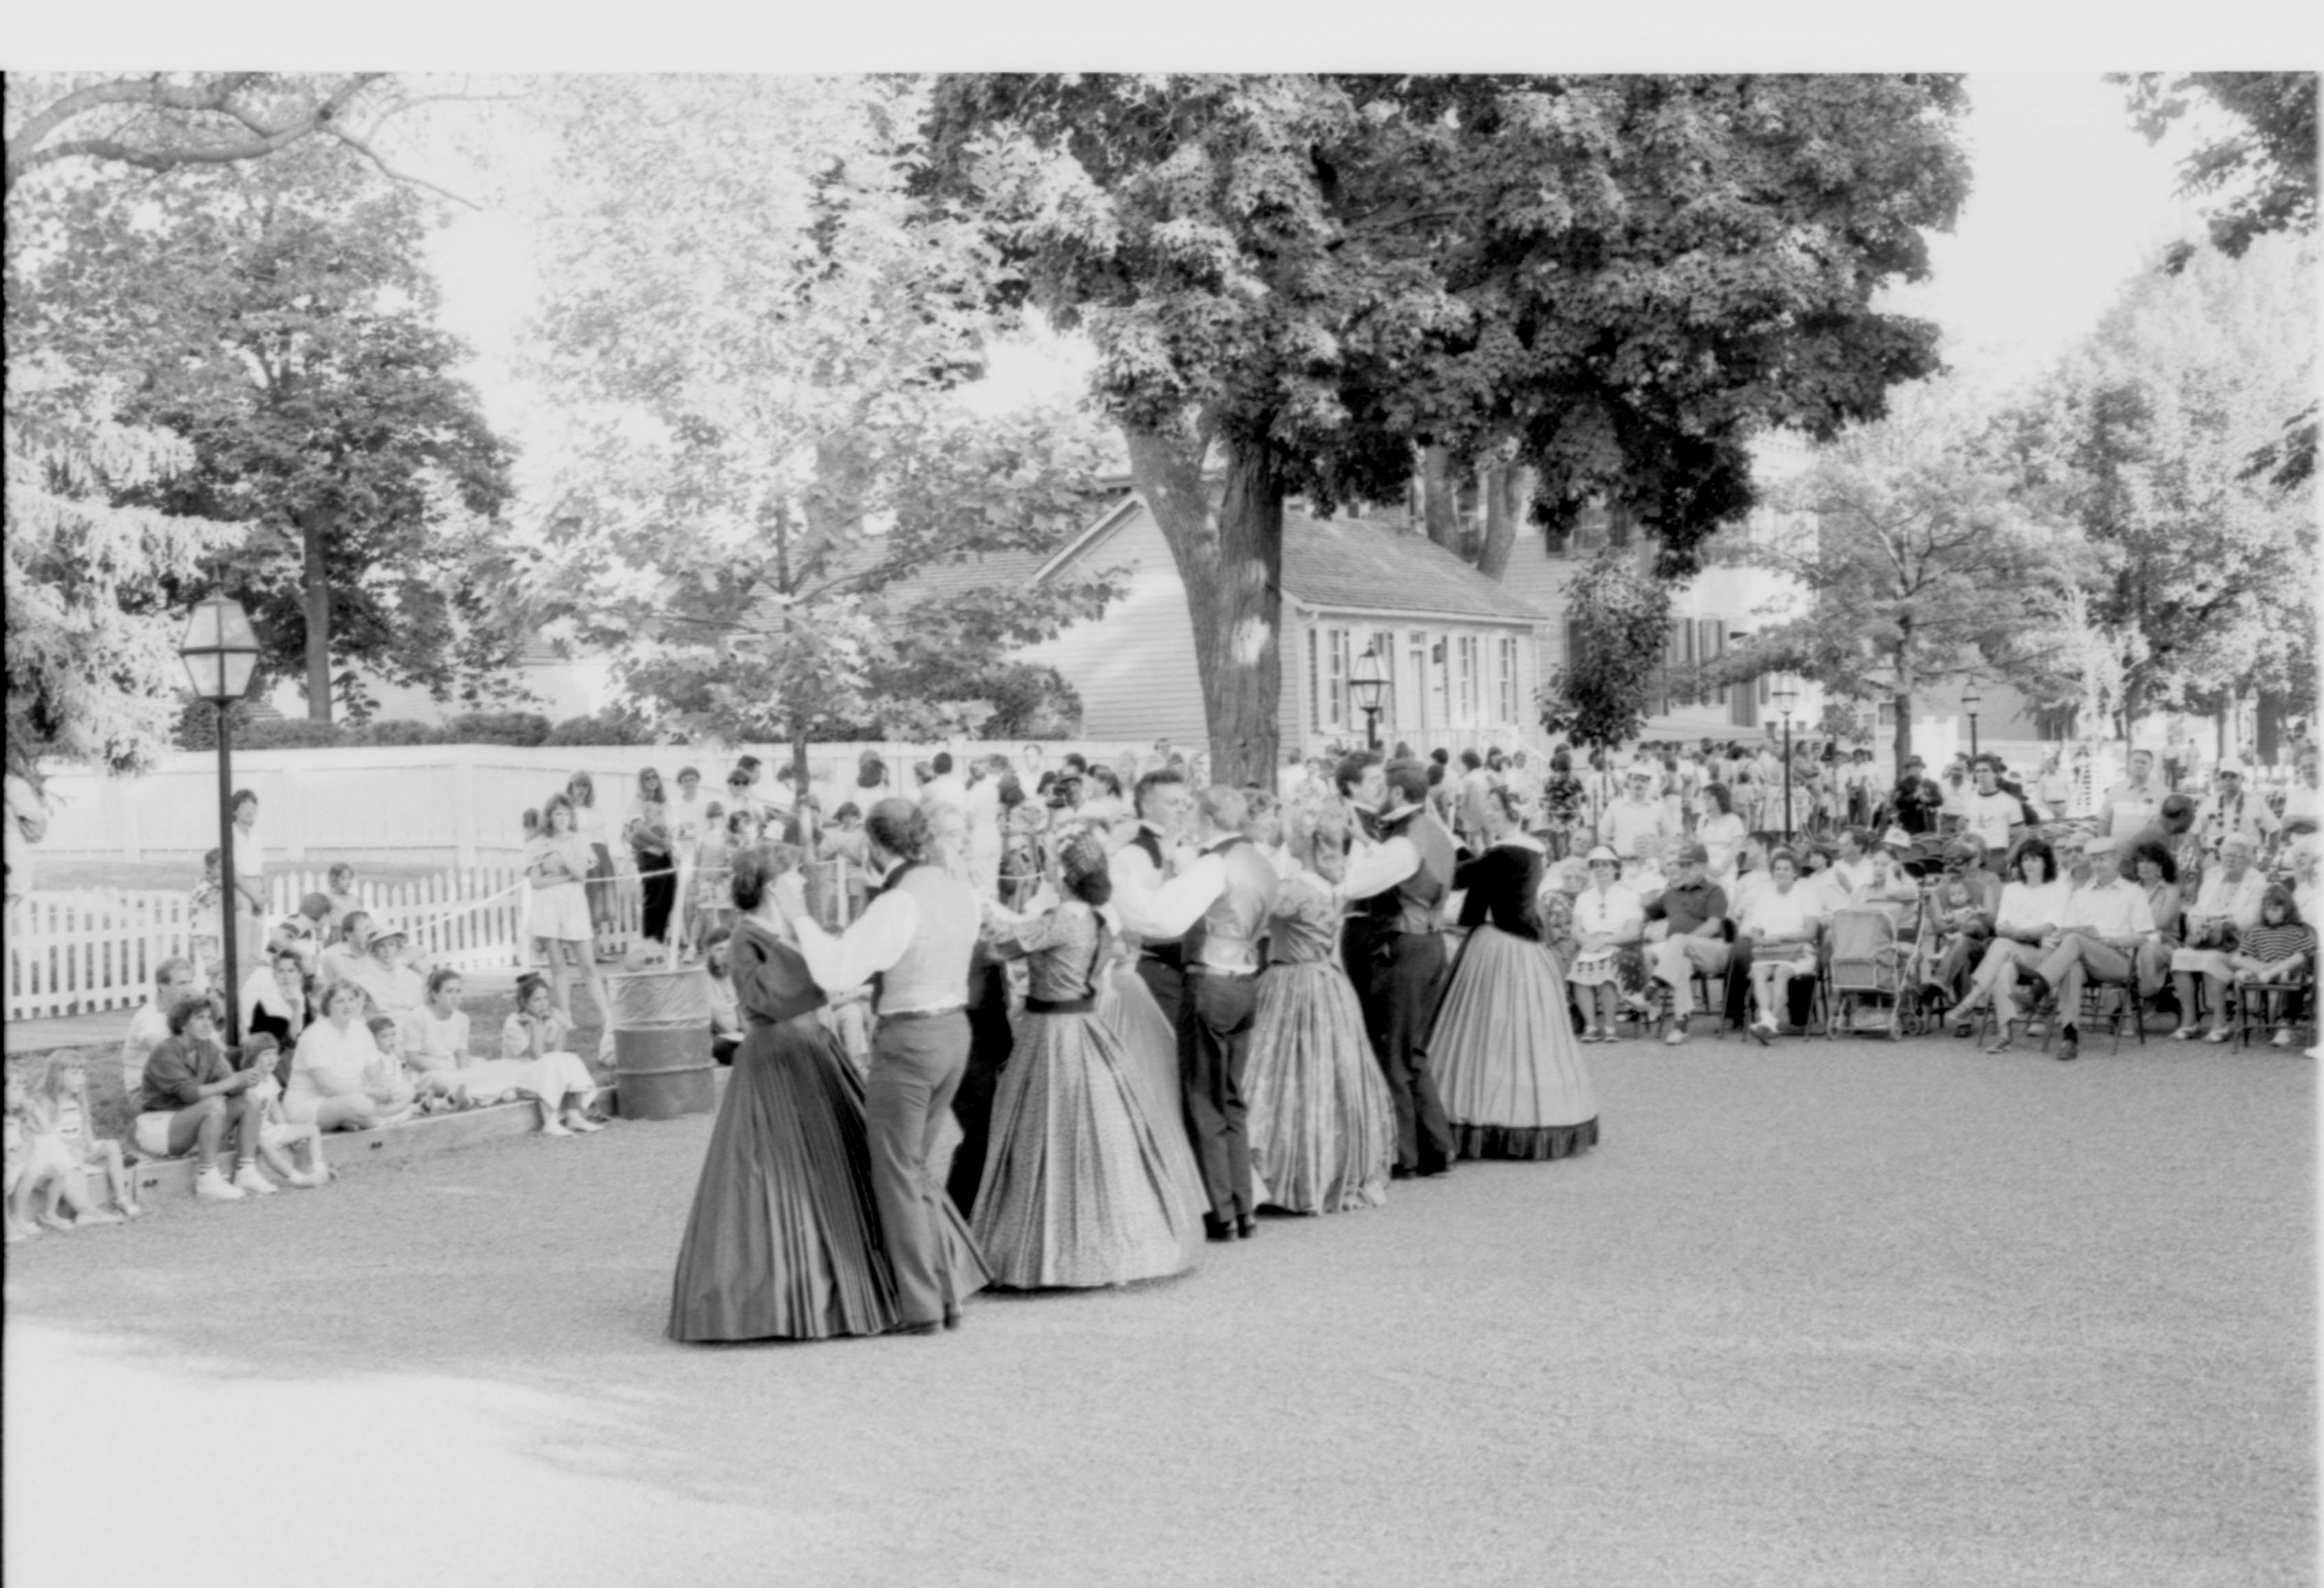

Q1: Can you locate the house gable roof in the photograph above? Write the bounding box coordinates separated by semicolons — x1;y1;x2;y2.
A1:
1040;492;1544;625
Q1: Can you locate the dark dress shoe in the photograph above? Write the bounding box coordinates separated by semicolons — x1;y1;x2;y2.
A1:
1389;1166;1415;1181
942;1306;964;1331
1235;1215;1258;1239
2055;1027;2079;1063
1203;1216;1237;1242
893;1321;942;1337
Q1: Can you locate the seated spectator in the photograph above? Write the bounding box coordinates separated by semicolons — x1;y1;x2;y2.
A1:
1740;847;1826;1044
1566;845;1646;1042
358;924;429;1039
363;1014;421;1115
2129;839;2185;1009
317;911;376;993
13;1053;132;1229
267;892;334;978
1950;840;2072;1050
286;981;414;1133
499;974;606;1136
135;996;276;1201
241;948;312;1071
705;928;743;1066
224;1033;329;1188
2229;887;2316;1048
2015;834;2157;1063
1917;839;2002;1005
2292;837;2321;924
4;1072;30;1244
2122;793;2205;900
121;957;202;1098
1643;842;1729;1046
2170;832;2271;1041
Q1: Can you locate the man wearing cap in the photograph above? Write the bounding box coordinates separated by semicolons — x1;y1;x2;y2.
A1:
2098;749;2169;841
1642;843;1729;1044
266;892;335;978
1603;765;1670;859
2194;762;2280;855
2014;832;2157;1062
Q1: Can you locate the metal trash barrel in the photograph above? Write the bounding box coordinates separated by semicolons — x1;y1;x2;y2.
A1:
605;966;717;1120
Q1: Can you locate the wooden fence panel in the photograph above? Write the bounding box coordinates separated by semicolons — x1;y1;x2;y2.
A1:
5;891;191;1022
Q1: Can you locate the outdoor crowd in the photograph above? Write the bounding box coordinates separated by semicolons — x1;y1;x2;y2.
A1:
7;734;2315;1331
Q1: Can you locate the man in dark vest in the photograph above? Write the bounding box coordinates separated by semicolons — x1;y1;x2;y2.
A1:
791;799;992;1335
1177;784;1282;1240
1332;749;1388;1032
1338;758;1458;1178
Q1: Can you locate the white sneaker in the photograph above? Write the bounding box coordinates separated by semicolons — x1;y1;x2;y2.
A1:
232;1163;280;1195
194;1168;246;1202
1664;1027;1688;1046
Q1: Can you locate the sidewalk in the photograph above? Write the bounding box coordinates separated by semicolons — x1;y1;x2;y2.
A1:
5;970;525;1056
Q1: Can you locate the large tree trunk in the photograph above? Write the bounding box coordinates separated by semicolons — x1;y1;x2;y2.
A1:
1422;446;1462;553
1125;426;1282;789
1475;465;1521;581
300;503;334;722
1891;618;1916;769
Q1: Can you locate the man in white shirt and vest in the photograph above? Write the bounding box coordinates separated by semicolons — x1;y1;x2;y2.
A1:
2013;832;2157;1064
1110;768;1206;1028
2098;748;2169;841
1337;759;1459;1178
792;799;992;1334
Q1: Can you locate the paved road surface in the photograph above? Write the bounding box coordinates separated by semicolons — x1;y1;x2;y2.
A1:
5;1035;2312;1587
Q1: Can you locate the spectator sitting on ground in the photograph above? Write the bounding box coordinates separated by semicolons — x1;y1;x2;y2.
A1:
224;1033;329;1188
5;1070;32;1242
267;891;334;977
286;980;412;1133
499;974;606;1135
241;948;312;1072
14;1052;134;1229
363;1014;422;1116
135;995;276;1200
357;924;428;1037
121;957;202;1099
317;910;376;992
704;928;743;1066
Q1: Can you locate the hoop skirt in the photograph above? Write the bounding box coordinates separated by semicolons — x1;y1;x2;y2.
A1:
1243;875;1395;1213
974;906;1206;1288
1433;841;1600;1162
669;919;985;1342
1094;959;1210;1223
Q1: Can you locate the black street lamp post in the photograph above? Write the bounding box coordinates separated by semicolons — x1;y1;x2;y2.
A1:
180;594;262;1045
1772;674;1800;844
1349;645;1388;753
1963;681;1983;762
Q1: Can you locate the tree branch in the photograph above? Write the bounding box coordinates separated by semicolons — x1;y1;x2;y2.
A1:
6;73;386;195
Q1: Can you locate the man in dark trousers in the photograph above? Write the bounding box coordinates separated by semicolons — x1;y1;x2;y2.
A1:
1331;750;1388;1025
1337;759;1458;1178
1175;784;1281;1240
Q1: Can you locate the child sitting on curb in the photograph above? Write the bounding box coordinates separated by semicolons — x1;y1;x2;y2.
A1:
19;1052;139;1227
230;1033;331;1188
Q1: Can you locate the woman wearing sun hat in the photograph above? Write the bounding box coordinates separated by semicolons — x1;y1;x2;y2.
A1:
1566;845;1646;1042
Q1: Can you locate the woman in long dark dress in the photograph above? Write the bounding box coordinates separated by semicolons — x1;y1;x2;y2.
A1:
1430;786;1600;1160
668;842;986;1343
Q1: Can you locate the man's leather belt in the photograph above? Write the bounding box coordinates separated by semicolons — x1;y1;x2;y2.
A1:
879;1004;966;1021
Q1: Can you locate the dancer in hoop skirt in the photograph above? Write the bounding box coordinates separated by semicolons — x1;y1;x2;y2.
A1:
974;830;1206;1288
1430;786;1600;1161
669;843;986;1342
1244;812;1395;1213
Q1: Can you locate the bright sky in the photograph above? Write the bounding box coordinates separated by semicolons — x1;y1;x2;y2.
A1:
419;71;2211;483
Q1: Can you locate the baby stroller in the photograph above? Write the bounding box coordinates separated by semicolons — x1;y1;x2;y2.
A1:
1825;906;1924;1041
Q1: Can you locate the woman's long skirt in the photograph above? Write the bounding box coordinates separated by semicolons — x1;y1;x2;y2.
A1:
1243;960;1395;1214
670;1015;977;1341
972;1009;1205;1289
1432;926;1601;1161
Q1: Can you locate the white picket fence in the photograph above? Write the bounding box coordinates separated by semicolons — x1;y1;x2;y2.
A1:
6;856;863;1024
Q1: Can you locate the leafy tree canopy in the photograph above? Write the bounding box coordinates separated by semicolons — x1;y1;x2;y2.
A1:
1537;549;1675;750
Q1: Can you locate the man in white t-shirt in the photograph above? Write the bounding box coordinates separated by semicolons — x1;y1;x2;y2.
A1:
1961;757;2023;865
121;957;204;1097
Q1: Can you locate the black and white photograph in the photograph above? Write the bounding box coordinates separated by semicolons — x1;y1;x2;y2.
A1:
3;11;2316;1585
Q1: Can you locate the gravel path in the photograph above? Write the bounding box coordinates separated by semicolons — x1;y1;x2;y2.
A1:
5;1036;2312;1587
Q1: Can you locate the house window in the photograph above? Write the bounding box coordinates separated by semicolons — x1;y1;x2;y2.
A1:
1404;631;1429;737
1326;627;1348;731
1876;701;1897;730
1370;629;1396;730
1497;636;1520;723
1307;627;1321;734
1702;618;1728;706
1455;635;1480;725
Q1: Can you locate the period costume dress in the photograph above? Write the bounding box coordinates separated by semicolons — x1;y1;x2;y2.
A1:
669;917;982;1342
1430;837;1599;1160
1243;869;1395;1213
973;902;1204;1287
1093;939;1210;1222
